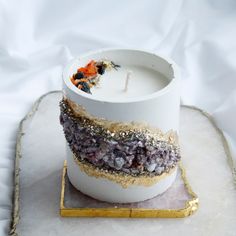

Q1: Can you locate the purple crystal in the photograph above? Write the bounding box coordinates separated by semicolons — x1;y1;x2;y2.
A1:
59;100;181;176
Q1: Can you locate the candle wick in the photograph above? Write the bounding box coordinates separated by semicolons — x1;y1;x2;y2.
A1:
124;71;132;92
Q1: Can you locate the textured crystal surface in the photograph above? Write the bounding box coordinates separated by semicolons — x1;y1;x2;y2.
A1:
60;100;181;175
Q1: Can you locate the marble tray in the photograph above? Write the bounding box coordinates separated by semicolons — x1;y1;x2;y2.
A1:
10;91;236;236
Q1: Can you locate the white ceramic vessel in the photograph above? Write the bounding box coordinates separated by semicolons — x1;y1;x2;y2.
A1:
62;49;180;203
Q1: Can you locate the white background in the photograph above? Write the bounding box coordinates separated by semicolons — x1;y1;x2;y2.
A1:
0;0;236;234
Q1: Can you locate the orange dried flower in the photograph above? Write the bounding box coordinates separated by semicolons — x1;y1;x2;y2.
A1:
77;60;97;77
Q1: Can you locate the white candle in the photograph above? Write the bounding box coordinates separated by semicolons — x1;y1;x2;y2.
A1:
62;49;181;203
91;66;168;100
63;49;180;132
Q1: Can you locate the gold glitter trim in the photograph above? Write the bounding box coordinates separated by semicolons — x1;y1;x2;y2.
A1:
73;154;177;188
65;98;179;146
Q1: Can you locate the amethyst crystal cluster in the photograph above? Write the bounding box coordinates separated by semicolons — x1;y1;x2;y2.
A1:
60;100;181;176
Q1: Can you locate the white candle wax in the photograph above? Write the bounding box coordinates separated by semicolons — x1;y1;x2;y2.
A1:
90;65;168;100
63;49;180;132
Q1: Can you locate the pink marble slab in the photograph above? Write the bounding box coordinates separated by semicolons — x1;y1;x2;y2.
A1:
63;166;191;210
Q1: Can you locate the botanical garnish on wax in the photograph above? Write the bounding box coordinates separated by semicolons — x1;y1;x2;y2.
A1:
70;60;120;94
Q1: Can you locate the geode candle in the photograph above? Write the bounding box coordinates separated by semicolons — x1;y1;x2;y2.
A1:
60;49;180;203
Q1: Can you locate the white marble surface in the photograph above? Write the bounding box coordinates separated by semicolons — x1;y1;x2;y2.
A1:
17;92;236;236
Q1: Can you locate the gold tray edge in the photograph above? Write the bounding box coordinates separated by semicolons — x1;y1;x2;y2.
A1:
60;160;199;218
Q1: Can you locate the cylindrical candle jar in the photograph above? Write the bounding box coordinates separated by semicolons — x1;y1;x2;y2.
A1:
60;49;180;203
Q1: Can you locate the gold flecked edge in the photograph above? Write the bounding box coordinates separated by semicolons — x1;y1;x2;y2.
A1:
183;105;236;186
60;160;199;218
73;154;178;188
10;91;62;236
65;98;179;146
11;91;236;230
